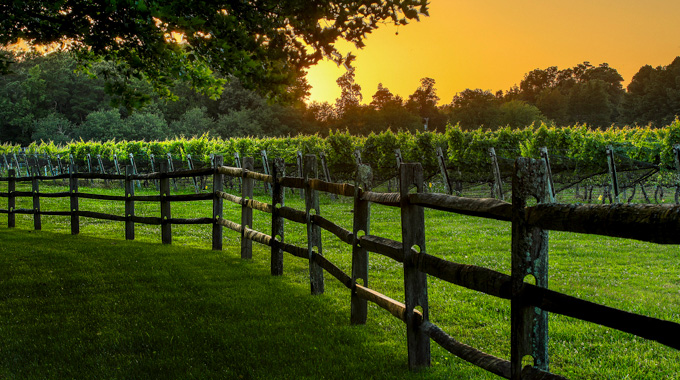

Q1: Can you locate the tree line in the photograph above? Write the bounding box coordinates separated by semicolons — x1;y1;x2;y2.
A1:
1;50;679;146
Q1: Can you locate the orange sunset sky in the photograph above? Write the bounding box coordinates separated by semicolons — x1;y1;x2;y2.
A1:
305;0;680;106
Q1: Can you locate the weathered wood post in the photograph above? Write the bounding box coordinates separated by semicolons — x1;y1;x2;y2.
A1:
86;154;93;186
304;154;324;295
271;158;285;275
12;153;21;177
125;166;135;240
351;164;372;324
31;166;41;230
186;154;200;193
539;147;556;202
674;145;680;204
129;153;141;189
319;151;335;200
69;164;80;235
511;157;551;379
149;154;159;190
113;154;123;187
241;157;254;259
212;155;224;251
160;162;172;244
296;151;304;200
7;169;15;228
260;150;271;194
489;147;504;200
353;149;362;166
394;148;404;193
233;152;242;192
166;153;178;191
606;145;620;203
399;162;430;370
436;146;452;195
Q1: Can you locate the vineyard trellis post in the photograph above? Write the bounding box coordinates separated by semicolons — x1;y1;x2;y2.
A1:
233;152;243;192
69;164;79;235
160;162;171;244
166;153;178;191
271;158;285;275
7;169;15;228
22;155;30;177
31;165;41;231
606;145;620;203
399;162;430;370
12;154;21;177
129;153;141;189
56;155;64;175
319;151;335;200
489;147;504;200
86;154;93;186
304;154;324;295
260;150;271;195
539;147;556;202
1;154;9;175
125;166;135;240
673;145;680;204
510;158;551;379
241;157;254;259
436;146;452;195
186;154;199;193
394;148;404;193
297;151;304;200
212;155;224;251
351;163;372;325
149;154;159;190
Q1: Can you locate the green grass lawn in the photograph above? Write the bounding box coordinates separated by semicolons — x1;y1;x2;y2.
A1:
0;180;679;379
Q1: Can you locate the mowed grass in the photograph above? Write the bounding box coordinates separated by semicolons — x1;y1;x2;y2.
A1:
0;179;679;379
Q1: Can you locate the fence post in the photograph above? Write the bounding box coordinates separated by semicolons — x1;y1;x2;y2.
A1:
241;157;254;259
511;157;551;379
7;169;15;228
271;158;285;275
212;155;224;251
351;164;372;324
435;147;452;195
125;165;135;240
399;162;430;370
69;164;80;235
160;162;171;244
31;166;41;231
606;145;620;203
304;154;324;295
489;147;504;200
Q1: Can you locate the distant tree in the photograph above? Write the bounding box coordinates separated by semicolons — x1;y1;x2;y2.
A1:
448;89;500;130
31;112;74;145
535;87;569;124
169;107;216;137
621;57;680;126
497;100;546;128
73;109;125;141
406;77;445;130
567;79;613;128
335;67;362;117
370;83;402;110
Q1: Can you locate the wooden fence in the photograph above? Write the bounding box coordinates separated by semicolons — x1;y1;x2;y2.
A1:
1;155;680;379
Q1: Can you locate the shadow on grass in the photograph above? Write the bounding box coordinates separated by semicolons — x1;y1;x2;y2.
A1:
0;229;442;379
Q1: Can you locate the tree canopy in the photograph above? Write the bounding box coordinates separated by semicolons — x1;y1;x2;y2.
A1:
1;0;428;104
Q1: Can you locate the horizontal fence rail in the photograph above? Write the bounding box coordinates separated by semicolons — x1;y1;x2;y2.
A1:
1;154;679;379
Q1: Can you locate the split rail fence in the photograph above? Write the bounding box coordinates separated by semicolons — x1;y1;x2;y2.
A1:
1;155;680;379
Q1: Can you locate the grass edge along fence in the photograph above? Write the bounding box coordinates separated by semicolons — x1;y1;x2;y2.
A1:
2;156;680;379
